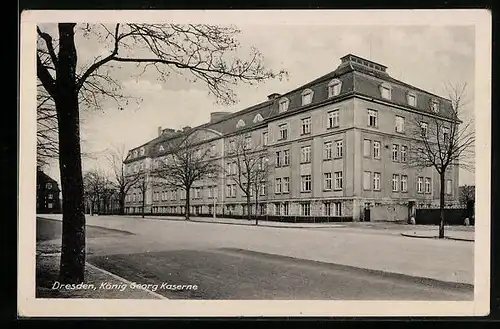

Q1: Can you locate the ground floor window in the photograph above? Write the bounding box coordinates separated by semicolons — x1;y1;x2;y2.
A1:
283;202;289;215
300;203;311;216
259;204;266;215
324;202;332;216
333;202;342;216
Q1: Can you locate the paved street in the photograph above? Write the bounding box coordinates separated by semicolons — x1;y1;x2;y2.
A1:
37;215;474;300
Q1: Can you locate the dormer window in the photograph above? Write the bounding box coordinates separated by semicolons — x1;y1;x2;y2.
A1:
236;119;246;128
379;83;392;100
158;145;164;152
253;113;264;123
278;97;289;113
133;150;138;157
328;79;342;98
407;92;417;107
140;147;145;156
301;89;314;106
431;99;439;113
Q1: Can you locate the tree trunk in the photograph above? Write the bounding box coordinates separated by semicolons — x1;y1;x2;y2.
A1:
142;189;146;218
255;191;259;226
246;193;251;221
119;190;125;215
439;172;446;239
56;23;86;284
185;188;190;220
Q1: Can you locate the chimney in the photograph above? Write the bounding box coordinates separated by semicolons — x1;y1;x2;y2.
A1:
267;93;281;101
182;126;191;132
210;111;232;122
157;126;162;137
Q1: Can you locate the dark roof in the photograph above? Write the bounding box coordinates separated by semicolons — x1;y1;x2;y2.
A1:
37;170;60;191
126;54;456;161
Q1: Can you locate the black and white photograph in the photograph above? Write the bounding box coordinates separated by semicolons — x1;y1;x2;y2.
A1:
19;10;491;317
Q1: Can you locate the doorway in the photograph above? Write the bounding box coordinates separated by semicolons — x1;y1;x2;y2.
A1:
363;203;371;222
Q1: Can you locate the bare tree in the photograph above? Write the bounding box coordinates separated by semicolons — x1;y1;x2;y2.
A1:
132;172;148;218
106;143;142;215
407;82;475;238
153;130;220;220
83;168;111;215
225;135;271;224
36;23;286;283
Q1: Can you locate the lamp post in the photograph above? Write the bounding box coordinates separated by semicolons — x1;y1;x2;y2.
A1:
213;196;217;220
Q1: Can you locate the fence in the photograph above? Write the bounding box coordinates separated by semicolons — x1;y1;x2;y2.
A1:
136;212;353;223
415;207;474;226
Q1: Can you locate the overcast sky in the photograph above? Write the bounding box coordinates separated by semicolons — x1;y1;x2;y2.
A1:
41;24;476;186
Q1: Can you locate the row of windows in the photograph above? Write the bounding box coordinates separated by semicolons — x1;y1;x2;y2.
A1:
278;79;343;114
298;201;342;217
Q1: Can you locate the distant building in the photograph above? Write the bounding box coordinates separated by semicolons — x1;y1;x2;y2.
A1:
37;169;61;214
123;54;460;222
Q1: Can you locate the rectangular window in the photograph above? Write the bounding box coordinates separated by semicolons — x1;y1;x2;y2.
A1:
324;173;332;190
395;116;405;133
244;136;252;149
47;193;53;200
328;109;339;128
301;117;312;135
279;99;289;113
229;140;235;152
381;86;391;100
373;172;381;191
442;127;450;143
324;141;332;160
283;177;290;193
408;94;417;107
279;123;288;140
392;174;399;192
373;141;381;159
392;144;399;162
283;202;289;215
275;178;282;194
300;203;311;216
401;145;407;162
301;146;311;163
333;202;342;216
431;101;439;113
363;139;371;157
262;132;268;146
363;171;371;190
446;179;452;195
334;171;343;190
275;151;281;167
260;183;266;196
401;175;408;192
301;175;312;192
335;140;343;158
421;122;428;138
324;202;332;216
425;177;431;194
283;150;290;166
368;109;378;127
417;177;423;193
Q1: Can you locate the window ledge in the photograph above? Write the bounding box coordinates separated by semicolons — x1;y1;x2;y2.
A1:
327;126;340;130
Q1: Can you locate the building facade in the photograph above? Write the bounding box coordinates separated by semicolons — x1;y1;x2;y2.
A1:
123;54;460;222
36;169;61;214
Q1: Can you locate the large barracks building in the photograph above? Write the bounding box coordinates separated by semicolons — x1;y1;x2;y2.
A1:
123;54;459;222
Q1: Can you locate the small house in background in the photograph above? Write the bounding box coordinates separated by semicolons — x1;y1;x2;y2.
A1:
37;168;61;214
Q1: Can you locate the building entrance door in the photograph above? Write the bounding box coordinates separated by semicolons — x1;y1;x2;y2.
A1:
363;203;371;222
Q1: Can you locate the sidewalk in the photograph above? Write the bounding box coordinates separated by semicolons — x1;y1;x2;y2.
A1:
36;242;166;299
401;229;474;242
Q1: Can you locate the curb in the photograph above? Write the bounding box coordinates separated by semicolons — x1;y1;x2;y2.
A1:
86;262;168;300
400;232;474;242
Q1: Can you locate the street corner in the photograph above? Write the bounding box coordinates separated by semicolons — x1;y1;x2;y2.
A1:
400;229;474;242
